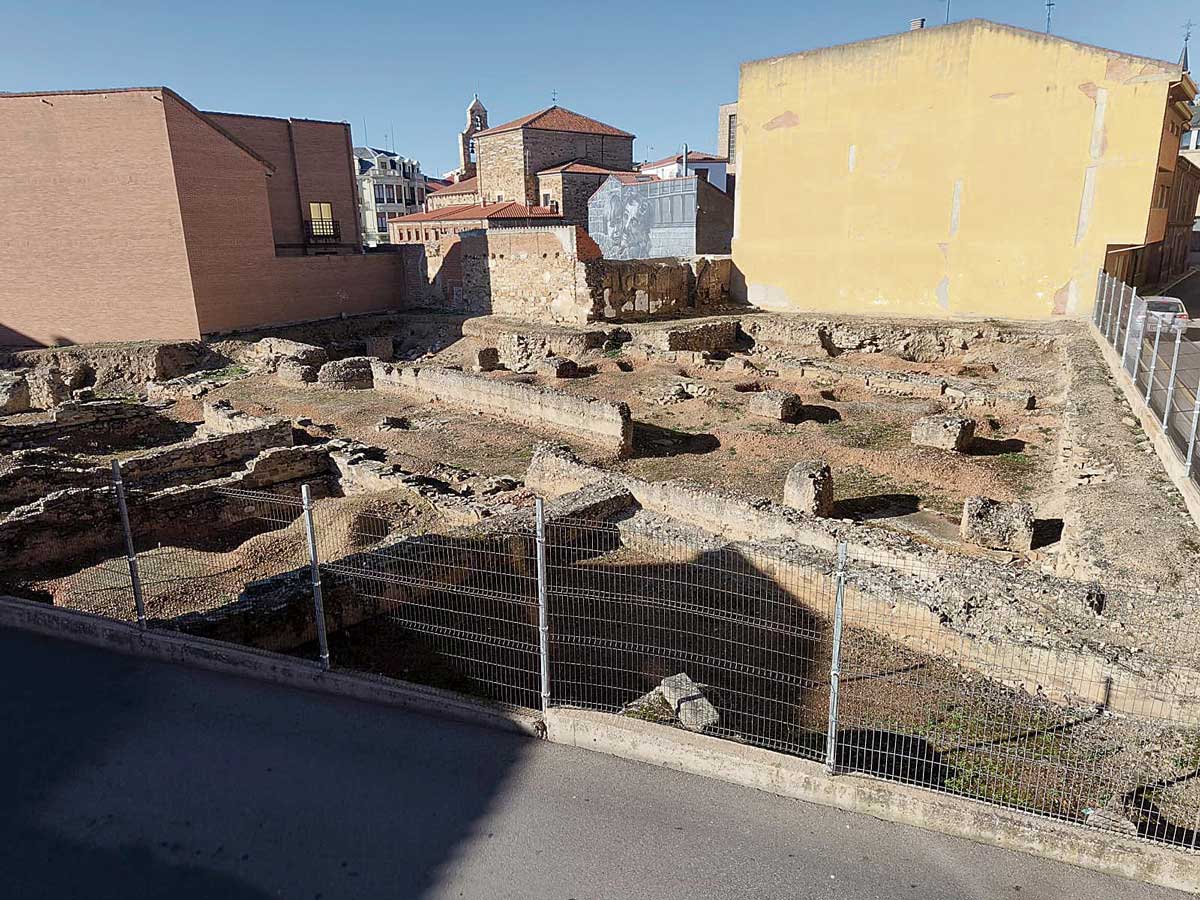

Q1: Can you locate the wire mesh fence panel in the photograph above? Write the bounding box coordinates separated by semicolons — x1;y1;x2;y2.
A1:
112;484;326;659
314;505;542;710
837;548;1200;852
0;466;140;622
544;517;838;760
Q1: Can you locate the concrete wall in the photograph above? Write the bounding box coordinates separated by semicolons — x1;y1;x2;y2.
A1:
733;19;1186;320
0;89;202;346
371;362;633;456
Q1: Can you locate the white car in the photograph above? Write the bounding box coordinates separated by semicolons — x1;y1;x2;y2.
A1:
1136;296;1190;332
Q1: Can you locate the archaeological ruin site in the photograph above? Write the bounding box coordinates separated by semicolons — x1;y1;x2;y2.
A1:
2;293;1199;850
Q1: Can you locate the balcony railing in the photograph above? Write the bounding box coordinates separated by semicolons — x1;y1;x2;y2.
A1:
304;218;341;244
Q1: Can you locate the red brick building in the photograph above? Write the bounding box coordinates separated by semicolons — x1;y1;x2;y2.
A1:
0;87;416;347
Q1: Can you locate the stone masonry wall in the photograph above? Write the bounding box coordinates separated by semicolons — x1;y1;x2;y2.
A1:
371;362;633;456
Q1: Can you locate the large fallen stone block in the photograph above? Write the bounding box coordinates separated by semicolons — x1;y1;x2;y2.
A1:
26;368;71;410
0;373;31;415
318;357;374;390
538;357;579;379
911;414;975;451
659;673;720;732
960;496;1034;552
748;389;803;422
256;338;328;372
783;460;834;517
276;359;318;384
471;347;500;373
364;335;394;361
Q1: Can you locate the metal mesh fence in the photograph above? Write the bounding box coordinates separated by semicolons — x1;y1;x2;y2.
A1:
1094;269;1200;490
311;501;542;709
544;516;835;760
8;464;1199;853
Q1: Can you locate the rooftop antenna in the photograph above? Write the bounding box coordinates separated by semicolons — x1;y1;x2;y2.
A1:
1183;19;1195;73
941;0;951;25
551;88;558;105
362;116;367;148
1045;0;1055;34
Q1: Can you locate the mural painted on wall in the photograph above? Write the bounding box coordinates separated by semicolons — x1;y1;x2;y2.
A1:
588;176;699;260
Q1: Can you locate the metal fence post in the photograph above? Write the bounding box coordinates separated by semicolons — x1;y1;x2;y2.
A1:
1145;316;1164;404
110;460;146;628
301;484;331;671
1121;288;1137;367
1104;278;1117;341
535;497;551;715
825;541;849;774
1163;324;1183;429
1092;270;1105;327
1186;373;1200;468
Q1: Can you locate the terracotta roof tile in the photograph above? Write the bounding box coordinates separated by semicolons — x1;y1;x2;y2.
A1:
537;160;632;176
429;175;479;195
640;151;726;168
389;201;561;224
475;105;634;139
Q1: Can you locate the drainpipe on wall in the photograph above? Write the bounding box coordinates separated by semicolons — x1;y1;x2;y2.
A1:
682;143;689;178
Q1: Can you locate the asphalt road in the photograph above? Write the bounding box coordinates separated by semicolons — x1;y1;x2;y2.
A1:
0;627;1186;900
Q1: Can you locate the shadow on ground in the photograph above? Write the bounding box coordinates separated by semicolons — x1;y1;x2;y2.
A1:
0;628;527;900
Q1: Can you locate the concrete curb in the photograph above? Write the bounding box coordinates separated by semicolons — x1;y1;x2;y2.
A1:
1088;323;1200;530
2;594;1196;893
545;708;1200;895
0;595;540;738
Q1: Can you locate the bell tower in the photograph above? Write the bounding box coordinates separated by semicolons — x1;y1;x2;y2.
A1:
458;95;488;180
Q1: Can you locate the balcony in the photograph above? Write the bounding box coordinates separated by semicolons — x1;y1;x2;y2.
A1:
304;218;341;245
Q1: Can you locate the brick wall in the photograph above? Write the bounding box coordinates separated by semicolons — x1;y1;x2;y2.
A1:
166;94;408;334
207;113;359;252
0;90;201;346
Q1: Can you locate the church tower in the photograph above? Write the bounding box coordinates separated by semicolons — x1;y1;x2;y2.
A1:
458;95;488;180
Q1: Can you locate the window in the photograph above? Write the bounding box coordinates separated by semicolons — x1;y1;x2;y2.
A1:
542;192;552;207
727;114;737;159
377;212;389;233
374;184;386;204
385;184;396;203
695;168;709;183
309;201;332;220
1184;130;1196;150
496;193;504;201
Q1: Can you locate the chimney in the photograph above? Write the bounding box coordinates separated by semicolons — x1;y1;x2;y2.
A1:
910;17;926;30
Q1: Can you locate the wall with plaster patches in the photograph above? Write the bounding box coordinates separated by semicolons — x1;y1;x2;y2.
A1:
733;19;1185;320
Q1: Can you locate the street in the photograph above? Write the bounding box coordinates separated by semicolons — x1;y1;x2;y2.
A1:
0;627;1186;900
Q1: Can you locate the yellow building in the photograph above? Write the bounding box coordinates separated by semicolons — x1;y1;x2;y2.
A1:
732;19;1195;320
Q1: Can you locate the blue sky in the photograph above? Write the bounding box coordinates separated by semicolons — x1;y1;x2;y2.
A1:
3;1;1195;175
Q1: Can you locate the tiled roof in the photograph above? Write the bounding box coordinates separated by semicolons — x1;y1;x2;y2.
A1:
429;175;479;195
613;173;660;185
388;201;561;224
641;151;726;168
537;160;631;176
475;105;634;139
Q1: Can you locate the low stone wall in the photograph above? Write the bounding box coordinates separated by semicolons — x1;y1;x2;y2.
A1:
740;313;1064;361
371;362;633;457
0;401;171;452
0;341;208;387
0;446;333;572
460;317;607;372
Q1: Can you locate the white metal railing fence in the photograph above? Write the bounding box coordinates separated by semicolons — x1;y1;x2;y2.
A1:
11;467;1200;854
1093;269;1200;489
